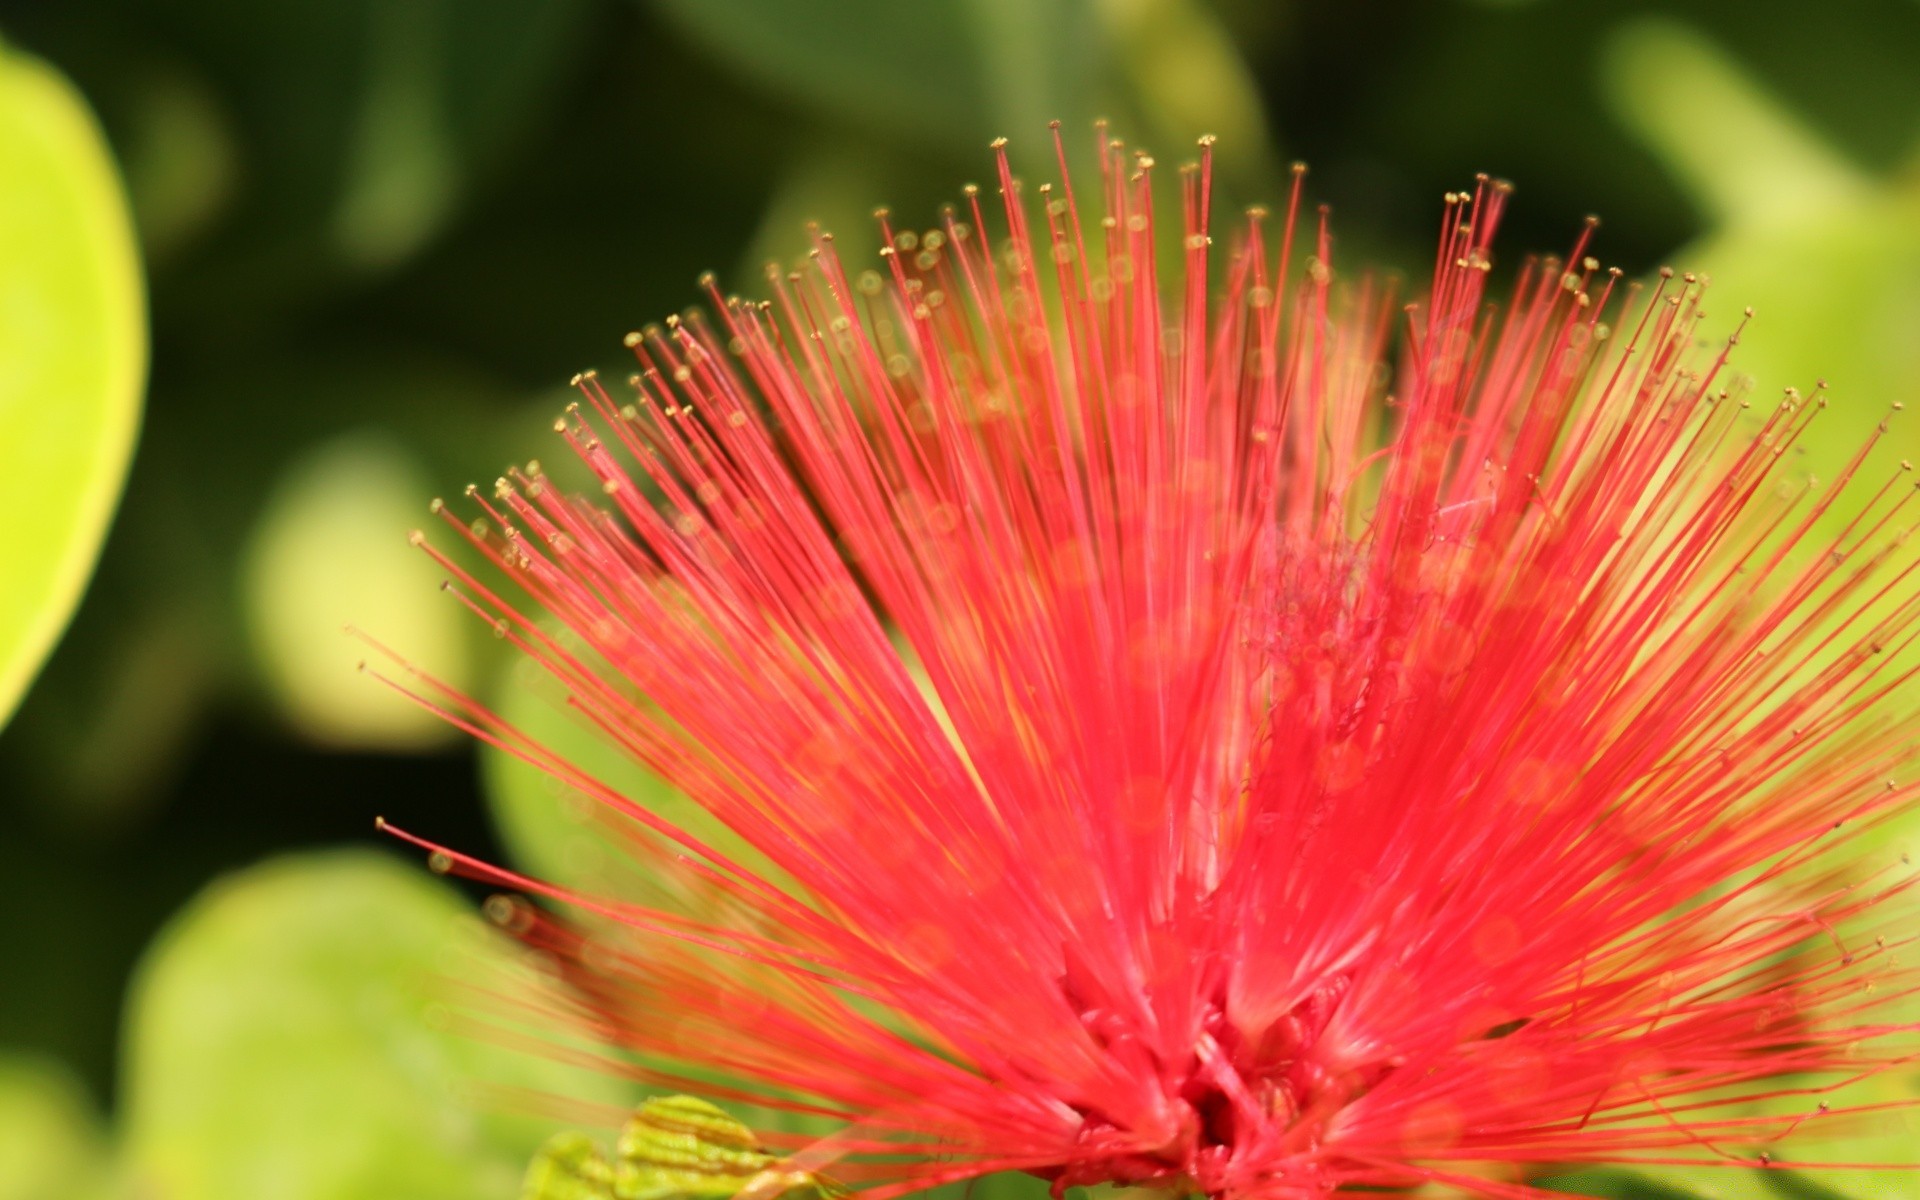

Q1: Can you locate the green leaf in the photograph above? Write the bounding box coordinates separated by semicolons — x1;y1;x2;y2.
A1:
0;39;145;730
1535;1062;1920;1198
1536;1167;1835;1190
0;1053;108;1200
1538;1168;1703;1198
1600;14;1920;637
240;431;474;751
1096;0;1279;193
121;850;633;1200
1601;19;1870;229
648;0;1103;153
118;63;240;265
921;1172;1053;1200
1600;17;1920;477
524;1094;842;1200
145;0;593;310
1541;1165;1854;1199
1676;197;1920;487
1602;21;1920;979
483;646;780;894
523;1131;618;1200
522;1098;1056;1200
652;0;1279;196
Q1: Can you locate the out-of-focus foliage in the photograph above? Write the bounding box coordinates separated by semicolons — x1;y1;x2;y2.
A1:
1602;17;1920;482
5;1;1920;1198
120;852;631;1200
1543;1065;1920;1197
109;0;595;299
652;0;1081;148
0;39;144;730
0;1055;109;1200
241;432;471;750
1540;1170;1833;1200
652;0;1274;190
522;1099;1062;1200
483;646;780;894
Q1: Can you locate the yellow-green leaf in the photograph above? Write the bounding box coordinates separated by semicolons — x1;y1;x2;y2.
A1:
0;1053;109;1200
0;40;145;728
1602;19;1869;229
240;431;472;751
121;850;633;1200
483;646;780;894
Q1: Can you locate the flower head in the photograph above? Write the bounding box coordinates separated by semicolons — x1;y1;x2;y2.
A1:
382;130;1920;1199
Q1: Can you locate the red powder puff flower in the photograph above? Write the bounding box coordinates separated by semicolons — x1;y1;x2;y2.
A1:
378;129;1920;1199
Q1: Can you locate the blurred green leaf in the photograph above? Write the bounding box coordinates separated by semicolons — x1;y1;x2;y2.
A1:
1542;1165;1853;1198
1604;17;1920;1058
923;1173;1055;1200
119;62;239;266
1603;18;1870;228
240;431;472;752
1603;9;1920;875
0;1054;108;1200
648;0;984;145
1539;1168;1707;1198
1601;18;1920;454
649;0;1104;153
739;137;896;279
121;850;633;1200
1536;1064;1919;1196
651;0;1276;190
147;0;592;311
0;39;145;731
483;648;779;893
1679;199;1920;474
1097;0;1279;193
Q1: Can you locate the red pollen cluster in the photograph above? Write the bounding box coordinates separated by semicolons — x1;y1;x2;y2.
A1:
377;130;1920;1199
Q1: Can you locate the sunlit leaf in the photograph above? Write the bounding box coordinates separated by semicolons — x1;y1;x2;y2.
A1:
1099;0;1279;193
240;431;472;751
1682;199;1920;468
1547;1077;1920;1198
0;1054;108;1200
121;850;632;1200
1601;19;1869;229
483;646;777;893
1600;17;1920;475
1603;17;1920;924
0;39;145;729
1542;1164;1852;1198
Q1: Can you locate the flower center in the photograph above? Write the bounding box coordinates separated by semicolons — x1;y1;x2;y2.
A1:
1049;974;1399;1199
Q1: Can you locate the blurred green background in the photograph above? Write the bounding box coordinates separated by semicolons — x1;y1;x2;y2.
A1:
4;0;1920;1197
